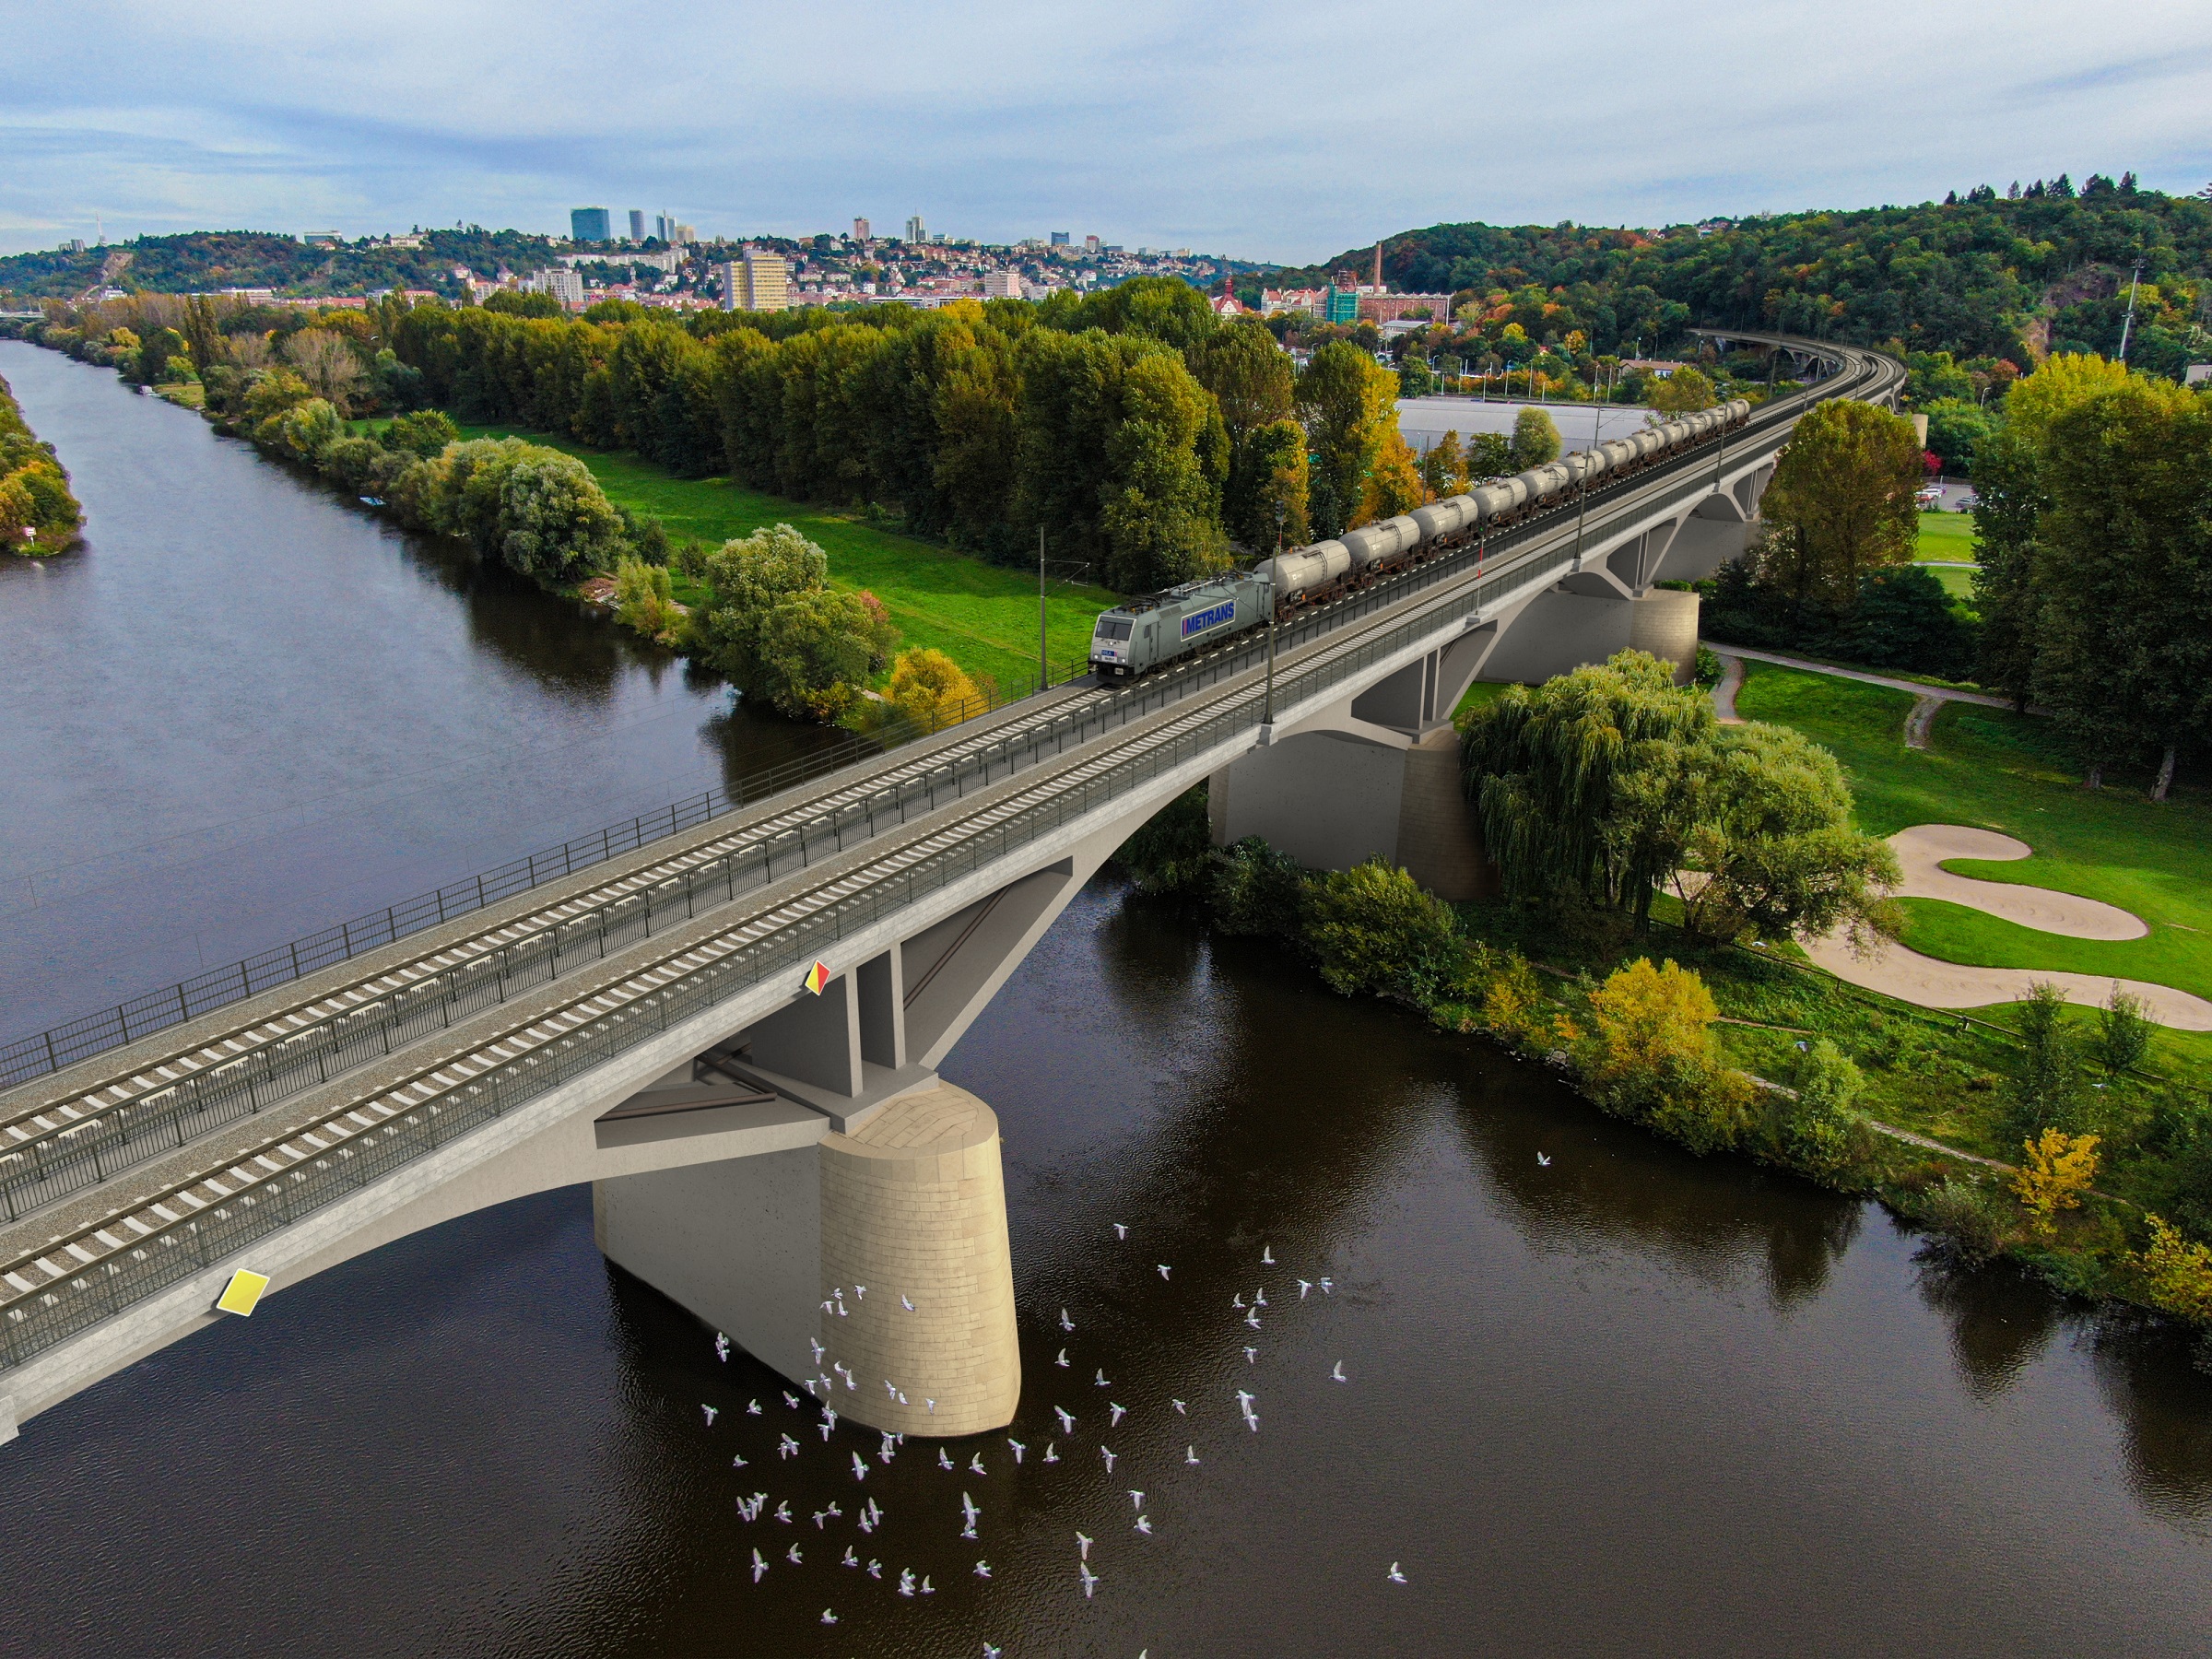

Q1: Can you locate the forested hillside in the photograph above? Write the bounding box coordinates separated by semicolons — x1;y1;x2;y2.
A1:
1272;176;2212;381
0;229;563;303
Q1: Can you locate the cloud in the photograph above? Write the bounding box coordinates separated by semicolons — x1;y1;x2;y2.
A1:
3;0;2211;261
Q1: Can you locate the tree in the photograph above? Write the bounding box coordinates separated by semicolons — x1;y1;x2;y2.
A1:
285;329;366;415
273;397;342;463
1771;1038;1866;1176
1968;425;2044;702
242;367;316;444
2030;374;2212;794
492;450;625;584
1579;958;1754;1154
613;556;680;640
1190;320;1300;549
1100;350;1231;591
2003;982;2085;1137
1358;426;1425;524
2094;986;2152;1078
2011;1127;2100;1238
1836;564;1975;678
1507;406;1559;468
382;408;460;459
1753;399;1920;610
886;646;982;729
1237;419;1311;551
1419;431;1466;501
693;524;896;721
424;437;533;557
1647;364;1716;414
2133;1215;2212;1324
1299;340;1400;538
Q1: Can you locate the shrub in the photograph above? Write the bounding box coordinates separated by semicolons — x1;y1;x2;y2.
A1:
382;408;460;459
1912;1176;2012;1267
887;647;983;731
272;397;343;463
1764;1037;1870;1177
2003;982;2086;1137
2011;1127;2100;1239
1112;787;1214;897
613;556;681;641
1209;836;1306;941
1478;950;1552;1049
1303;859;1466;1005
2132;1215;2212;1324
1579;958;1754;1153
316;435;388;493
2093;985;2151;1078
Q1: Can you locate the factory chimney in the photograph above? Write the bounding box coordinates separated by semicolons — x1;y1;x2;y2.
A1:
1373;242;1383;291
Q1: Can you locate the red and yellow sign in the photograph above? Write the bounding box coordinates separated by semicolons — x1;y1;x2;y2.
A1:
803;960;831;995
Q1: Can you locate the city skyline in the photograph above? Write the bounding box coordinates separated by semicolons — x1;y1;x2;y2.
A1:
5;0;2211;261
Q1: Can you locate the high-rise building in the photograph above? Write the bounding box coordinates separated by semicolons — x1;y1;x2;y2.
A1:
675;223;696;243
1084;234;1100;253
1050;231;1069;247
571;206;612;243
521;267;585;306
629;209;646;241
853;217;871;241
904;214;926;242
719;250;791;312
654;214;678;243
982;270;1021;299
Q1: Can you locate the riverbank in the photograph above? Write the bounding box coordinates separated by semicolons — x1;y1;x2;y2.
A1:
0;366;85;555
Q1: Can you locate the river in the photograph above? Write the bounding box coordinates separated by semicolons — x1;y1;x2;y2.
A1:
1;342;2206;1656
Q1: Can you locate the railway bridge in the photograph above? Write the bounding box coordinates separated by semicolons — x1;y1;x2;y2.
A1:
0;335;1901;1443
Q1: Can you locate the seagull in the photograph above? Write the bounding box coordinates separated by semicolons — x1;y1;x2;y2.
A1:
925;1399;936;1416
1077;1531;1093;1561
853;1285;865;1301
1299;1279;1312;1300
813;1510;830;1529
886;1379;899;1399
1244;1347;1258;1364
865;1498;883;1527
1056;1347;1070;1369
747;1399;762;1416
1109;1402;1128;1427
1184;1445;1201;1465
824;1407;840;1430
1332;1360;1347;1382
780;1434;801;1459
1319;1277;1333;1295
851;1452;869;1482
820;1609;838;1625
842;1546;859;1567
1113;1223;1127;1240
921;1575;935;1596
1060;1309;1076;1333
817;1418;835;1442
1388;1562;1408;1584
784;1391;801;1409
974;1559;993;1578
901;1294;916;1312
1231;1293;1244;1309
1157;1264;1171;1279
1078;1563;1100;1599
1128;1489;1145;1511
867;1559;883;1579
731;1454;747;1469
1134;1514;1152;1535
857;1510;874;1535
899;1569;917;1597
716;1332;731;1360
984;1646;1002;1658
938;1448;956;1470
1054;1406;1076;1434
787;1544;804;1565
1042;1441;1059;1463
970;1453;987;1476
1253;1288;1266;1308
1237;1389;1255;1412
1262;1245;1275;1265
1245;1413;1261;1432
961;1491;982;1530
1245;1310;1262;1330
1008;1438;1026;1464
810;1337;826;1363
1537;1152;1551;1167
775;1500;793;1524
1095;1368;1111;1388
880;1432;898;1464
826;1501;842;1521
751;1548;770;1583
1171;1398;1186;1415
1100;1446;1116;1473
701;1406;719;1427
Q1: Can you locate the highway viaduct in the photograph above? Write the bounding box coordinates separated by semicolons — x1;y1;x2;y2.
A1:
0;334;1903;1444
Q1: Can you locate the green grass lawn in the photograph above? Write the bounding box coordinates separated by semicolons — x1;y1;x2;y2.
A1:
1913;511;1977;562
452;423;1118;695
1734;662;2212;1065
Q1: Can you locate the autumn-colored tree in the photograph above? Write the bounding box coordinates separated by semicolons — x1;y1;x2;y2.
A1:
887;646;983;729
1419;431;1467;501
1648;364;1716;414
1752;400;1921;609
2011;1127;2100;1238
1579;957;1754;1154
1358;427;1425;524
2132;1215;2212;1324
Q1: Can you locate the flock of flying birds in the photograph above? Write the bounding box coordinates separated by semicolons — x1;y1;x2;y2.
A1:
693;1223;1410;1650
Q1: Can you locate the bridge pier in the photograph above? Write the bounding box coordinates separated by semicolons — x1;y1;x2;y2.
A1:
594;1078;1018;1438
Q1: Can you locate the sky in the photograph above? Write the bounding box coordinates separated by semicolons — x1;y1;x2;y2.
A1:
6;0;2212;264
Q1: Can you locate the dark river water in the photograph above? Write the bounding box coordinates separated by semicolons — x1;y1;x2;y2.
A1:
1;342;2208;1657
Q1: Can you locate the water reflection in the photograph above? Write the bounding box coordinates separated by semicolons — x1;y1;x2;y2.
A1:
2094;1320;2212;1525
1915;1255;2062;1399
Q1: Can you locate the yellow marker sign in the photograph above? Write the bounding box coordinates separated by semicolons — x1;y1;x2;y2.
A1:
803;960;831;995
215;1268;270;1317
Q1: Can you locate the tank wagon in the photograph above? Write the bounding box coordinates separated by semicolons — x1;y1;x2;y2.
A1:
1089;399;1749;680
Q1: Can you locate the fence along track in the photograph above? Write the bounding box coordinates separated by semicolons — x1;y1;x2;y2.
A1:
0;342;1893;1248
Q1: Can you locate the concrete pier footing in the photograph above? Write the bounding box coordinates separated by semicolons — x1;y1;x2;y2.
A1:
594;1079;1019;1438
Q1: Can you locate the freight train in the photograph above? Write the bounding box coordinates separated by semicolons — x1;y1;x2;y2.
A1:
1088;399;1751;679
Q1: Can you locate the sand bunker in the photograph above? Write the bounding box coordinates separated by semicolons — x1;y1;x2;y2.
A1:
1798;824;2212;1030
1889;825;2147;940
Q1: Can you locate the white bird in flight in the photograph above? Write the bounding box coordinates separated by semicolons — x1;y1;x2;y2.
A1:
984;1646;1002;1658
842;1546;859;1567
1244;1347;1258;1364
1231;1293;1244;1309
973;1559;992;1578
1056;1347;1070;1369
820;1608;838;1625
851;1452;869;1481
750;1548;770;1583
1113;1223;1128;1240
1060;1309;1076;1332
1253;1287;1267;1308
1537;1152;1551;1167
961;1491;982;1529
1095;1368;1111;1388
1054;1406;1077;1433
1388;1562;1408;1584
731;1453;747;1469
784;1391;802;1408
1171;1398;1187;1415
700;1405;718;1427
778;1434;800;1459
921;1575;935;1595
1109;1402;1127;1426
1184;1445;1201;1465
1134;1514;1152;1535
899;1568;916;1597
1079;1563;1100;1599
902;1293;917;1312
853;1285;865;1301
816;1418;834;1441
938;1447;956;1470
1157;1264;1171;1279
1298;1278;1312;1299
1319;1277;1333;1295
867;1559;882;1579
1332;1360;1347;1382
747;1399;762;1416
1008;1438;1026;1464
1128;1489;1145;1511
1042;1441;1059;1463
880;1432;899;1464
1245;1310;1262;1330
1262;1245;1275;1265
809;1337;825;1363
786;1544;804;1565
1076;1530;1093;1561
970;1453;987;1476
715;1332;731;1360
1100;1446;1117;1473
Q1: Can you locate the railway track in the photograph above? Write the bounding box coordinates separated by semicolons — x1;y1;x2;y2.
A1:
0;337;1900;1362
